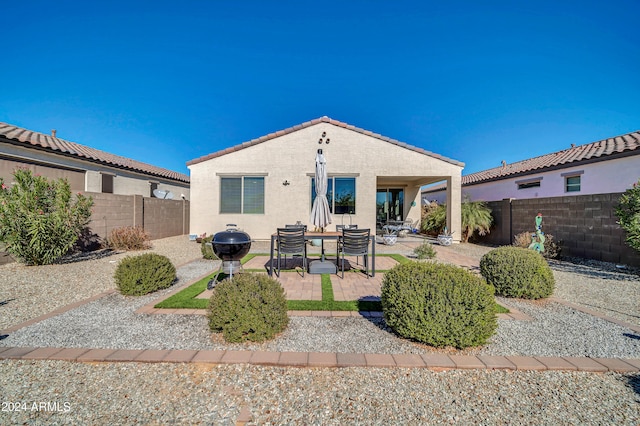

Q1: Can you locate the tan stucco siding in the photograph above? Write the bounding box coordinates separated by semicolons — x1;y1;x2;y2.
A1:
189;123;462;240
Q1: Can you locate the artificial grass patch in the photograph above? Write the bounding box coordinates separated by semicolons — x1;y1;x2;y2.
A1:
153;253;508;313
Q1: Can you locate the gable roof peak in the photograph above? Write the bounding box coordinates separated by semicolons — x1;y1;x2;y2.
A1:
187;116;464;167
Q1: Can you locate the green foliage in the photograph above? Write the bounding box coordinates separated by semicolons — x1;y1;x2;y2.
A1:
114;253;176;296
421;199;493;242
421;203;446;235
0;169;93;265
106;226;151;250
381;262;497;349
479;246;555;299
461;200;493;242
200;235;218;260
513;232;561;259
208;273;289;343
413;241;437;259
615;180;640;253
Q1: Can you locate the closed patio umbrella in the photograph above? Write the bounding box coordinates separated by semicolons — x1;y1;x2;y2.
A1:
310;148;332;231
309;148;334;273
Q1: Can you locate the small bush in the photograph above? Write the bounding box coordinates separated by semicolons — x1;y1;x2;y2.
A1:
114;253;176;296
107;226;151;250
208;273;289;343
381;262;497;349
413;241;436;259
480;246;554;299
201;235;218;260
513;232;561;259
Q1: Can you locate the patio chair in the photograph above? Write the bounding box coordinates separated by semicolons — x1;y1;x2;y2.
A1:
276;227;307;277
338;228;371;279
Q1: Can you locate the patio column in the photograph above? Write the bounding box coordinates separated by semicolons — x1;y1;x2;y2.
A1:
446;174;462;243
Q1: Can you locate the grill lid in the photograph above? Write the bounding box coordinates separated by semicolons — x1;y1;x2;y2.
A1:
213;224;251;244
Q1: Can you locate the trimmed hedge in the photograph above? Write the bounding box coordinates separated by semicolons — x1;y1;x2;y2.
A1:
480;246;555;299
208;273;289;343
114;253;176;296
200;235;218;260
381;262;497;349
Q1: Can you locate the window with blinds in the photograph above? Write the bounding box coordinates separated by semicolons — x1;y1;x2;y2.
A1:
220;176;264;214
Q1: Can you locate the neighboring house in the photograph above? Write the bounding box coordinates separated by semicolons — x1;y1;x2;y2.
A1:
422;129;640;203
0;121;190;199
187;116;464;241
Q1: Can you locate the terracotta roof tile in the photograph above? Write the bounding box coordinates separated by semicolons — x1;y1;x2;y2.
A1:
0;122;189;183
186;116;464;167
462;130;639;185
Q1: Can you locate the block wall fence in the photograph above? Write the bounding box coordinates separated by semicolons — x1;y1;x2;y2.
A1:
85;192;190;240
476;193;640;267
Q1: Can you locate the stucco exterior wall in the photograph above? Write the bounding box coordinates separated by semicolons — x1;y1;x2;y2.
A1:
424;154;639;203
189;122;462;240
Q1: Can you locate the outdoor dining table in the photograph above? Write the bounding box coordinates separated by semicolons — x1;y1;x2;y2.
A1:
268;231;375;276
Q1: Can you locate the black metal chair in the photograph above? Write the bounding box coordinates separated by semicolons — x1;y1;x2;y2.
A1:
276;227;307;277
338;228;371;278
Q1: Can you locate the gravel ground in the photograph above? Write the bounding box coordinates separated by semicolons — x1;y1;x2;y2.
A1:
1;361;638;425
1;236;639;424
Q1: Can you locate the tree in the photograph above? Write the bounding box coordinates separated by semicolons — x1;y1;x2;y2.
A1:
421;199;493;243
0;169;93;265
615;180;640;253
461;199;493;243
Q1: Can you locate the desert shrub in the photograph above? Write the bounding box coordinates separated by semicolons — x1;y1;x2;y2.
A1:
381;262;497;349
421;203;446;236
615;180;640;253
114;253;176;296
208;273;289;343
0;169;93;265
413;241;437;259
479;246;554;299
201;235;218;260
512;232;561;259
106;226;151;250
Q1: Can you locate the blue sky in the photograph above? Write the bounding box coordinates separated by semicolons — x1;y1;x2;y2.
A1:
2;0;638;177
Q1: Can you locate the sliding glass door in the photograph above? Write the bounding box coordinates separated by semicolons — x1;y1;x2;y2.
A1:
376;188;404;229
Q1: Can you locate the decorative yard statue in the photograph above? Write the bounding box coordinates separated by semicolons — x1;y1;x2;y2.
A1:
528;213;545;253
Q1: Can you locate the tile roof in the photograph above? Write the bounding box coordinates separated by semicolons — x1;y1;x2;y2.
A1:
186;116;465;167
0;122;189;183
462;130;640;185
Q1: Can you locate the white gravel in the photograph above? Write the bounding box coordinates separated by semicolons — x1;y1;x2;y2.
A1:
1;237;639;424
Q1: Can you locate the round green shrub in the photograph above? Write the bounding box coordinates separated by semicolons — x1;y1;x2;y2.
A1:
200;235;218;260
208;273;289;343
381;262;497;349
114;253;176;296
479;246;555;299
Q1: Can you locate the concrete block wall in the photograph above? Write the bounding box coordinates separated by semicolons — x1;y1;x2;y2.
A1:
84;192;189;241
477;193;640;266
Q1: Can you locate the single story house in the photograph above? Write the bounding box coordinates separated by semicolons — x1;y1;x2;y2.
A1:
187;116;464;241
423;129;640;203
0;121;190;198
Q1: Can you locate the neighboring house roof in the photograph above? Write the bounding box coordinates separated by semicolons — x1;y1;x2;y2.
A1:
186;116;465;167
0;121;189;183
422;129;640;193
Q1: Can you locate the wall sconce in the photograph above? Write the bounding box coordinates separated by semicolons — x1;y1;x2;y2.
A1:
411;201;417;206
282;180;290;186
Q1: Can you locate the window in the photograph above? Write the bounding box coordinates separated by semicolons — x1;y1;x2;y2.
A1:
101;174;113;193
565;176;581;192
150;182;158;197
220;176;264;214
311;177;356;214
516;177;542;190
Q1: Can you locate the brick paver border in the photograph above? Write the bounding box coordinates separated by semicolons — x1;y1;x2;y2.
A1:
1;345;637;373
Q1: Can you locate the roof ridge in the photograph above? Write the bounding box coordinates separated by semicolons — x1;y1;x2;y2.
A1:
462;129;640;185
0;121;189;183
187;116;464;167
